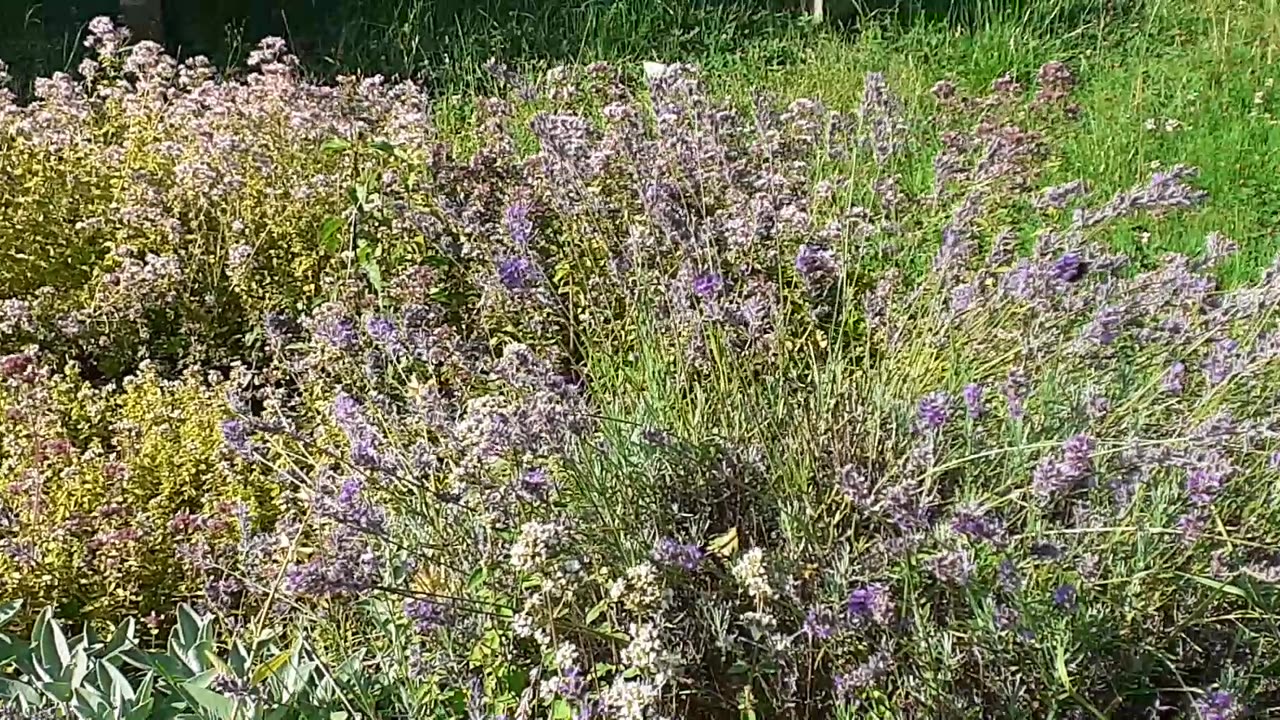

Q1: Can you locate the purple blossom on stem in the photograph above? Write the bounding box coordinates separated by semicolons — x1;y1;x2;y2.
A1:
1004;369;1029;420
505;202;533;248
927;548;976;585
652;537;704;571
284;526;380;598
950;505;1006;545
802;607;837;640
497;256;538;290
516;468;553;502
917;391;952;431
795;244;840;293
1194;690;1242;720
691;272;724;299
365;315;404;357
1053;251;1088;283
313;316;358;351
1082;304;1126;346
1187;468;1225;506
962;383;984;420
220;419;254;459
998;559;1022;593
1060;434;1095;481
846;583;893;625
1161;361;1187;395
405;598;448;634
332;392;382;469
1203;339;1241;386
1053;584;1077;610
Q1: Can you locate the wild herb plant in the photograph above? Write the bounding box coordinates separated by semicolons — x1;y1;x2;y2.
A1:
2;18;1279;720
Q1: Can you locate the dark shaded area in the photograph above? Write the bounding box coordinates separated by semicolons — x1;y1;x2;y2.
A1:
1;0;1134;95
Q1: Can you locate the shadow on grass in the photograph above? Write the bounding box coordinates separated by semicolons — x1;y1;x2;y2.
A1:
2;0;1145;95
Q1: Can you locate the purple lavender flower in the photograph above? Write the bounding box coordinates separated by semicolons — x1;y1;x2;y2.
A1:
516;468;553;502
333;477;386;534
1161;361;1187;395
833;651;893;698
1030;541;1064;562
263;312;295;346
802;607;837;640
691;272;724;299
1194;690;1241;720
926;548;976;585
284;526;380;598
1052;584;1077;610
1060;434;1095;481
332;392;382;469
505;202;533;248
846;583;893;625
1082;304;1126;346
1053;251;1088;283
497;256;537;290
1032;457;1069;500
950;505;1006;545
313;316;358;351
1004;368;1029;420
962;383;984;420
365;315;404;356
917;391;952;431
1203;339;1240;386
405;598;447;634
1176;511;1208;543
652;537;704;571
220;419;254;459
998;559;1023;593
1186;467;1225;506
795;244;840;293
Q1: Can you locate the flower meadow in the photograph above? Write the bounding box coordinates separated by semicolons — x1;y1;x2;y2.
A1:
2;18;1280;720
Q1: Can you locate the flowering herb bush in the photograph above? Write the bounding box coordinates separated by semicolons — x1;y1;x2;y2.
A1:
4;19;1280;719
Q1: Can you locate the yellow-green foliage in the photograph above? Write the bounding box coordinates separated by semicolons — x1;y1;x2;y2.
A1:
0;359;280;623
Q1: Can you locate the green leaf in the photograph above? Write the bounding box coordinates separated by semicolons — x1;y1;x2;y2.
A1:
1177;572;1249;599
0;678;41;705
551;699;573;720
61;645;89;688
98;659;135;702
362;259;384;291
175;604;203;652
182;681;235;720
319;216;345;254
369;139;396;155
583;598;610;625
251;648;293;685
38;680;74;703
321;138;352;154
36;608;70;678
1052;642;1072;692
0;599;23;625
466;566;488;593
104;618;136;658
227;641;250;678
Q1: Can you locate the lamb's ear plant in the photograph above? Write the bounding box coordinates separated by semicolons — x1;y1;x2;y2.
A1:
0;601;372;720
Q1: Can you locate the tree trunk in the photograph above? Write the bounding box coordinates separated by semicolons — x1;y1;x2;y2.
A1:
812;0;824;22
120;0;164;43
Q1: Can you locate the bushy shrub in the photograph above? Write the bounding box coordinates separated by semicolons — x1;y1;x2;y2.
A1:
5;18;1280;720
189;59;1278;719
0;355;280;625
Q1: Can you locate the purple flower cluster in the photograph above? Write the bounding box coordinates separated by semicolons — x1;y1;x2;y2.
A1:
846;583;894;625
917;391;952;431
652;537;704;572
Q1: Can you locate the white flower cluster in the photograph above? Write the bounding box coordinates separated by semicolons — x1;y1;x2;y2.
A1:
732;547;774;602
602;677;660;720
508;520;563;573
608;561;664;611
